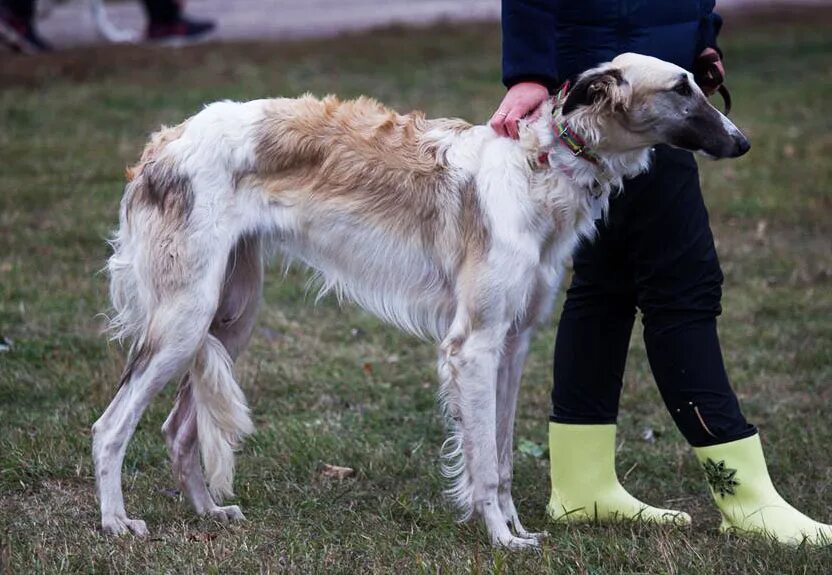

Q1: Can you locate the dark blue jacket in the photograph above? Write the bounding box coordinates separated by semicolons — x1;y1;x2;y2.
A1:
502;0;722;90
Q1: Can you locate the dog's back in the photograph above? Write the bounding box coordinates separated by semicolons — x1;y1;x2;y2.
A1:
117;96;492;339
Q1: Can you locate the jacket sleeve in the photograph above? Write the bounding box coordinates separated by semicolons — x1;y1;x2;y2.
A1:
501;0;560;91
698;1;723;56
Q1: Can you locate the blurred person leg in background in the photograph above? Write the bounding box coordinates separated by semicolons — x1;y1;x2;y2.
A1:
0;0;214;53
0;0;50;52
144;0;215;44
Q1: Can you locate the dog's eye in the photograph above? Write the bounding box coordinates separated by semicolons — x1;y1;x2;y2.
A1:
673;81;692;97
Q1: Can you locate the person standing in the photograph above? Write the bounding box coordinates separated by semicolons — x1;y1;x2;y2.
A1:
490;0;831;545
0;0;214;53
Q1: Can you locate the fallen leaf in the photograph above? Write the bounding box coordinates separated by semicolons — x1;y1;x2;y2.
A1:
755;219;768;244
320;464;356;479
517;438;547;458
188;532;218;542
721;165;737;181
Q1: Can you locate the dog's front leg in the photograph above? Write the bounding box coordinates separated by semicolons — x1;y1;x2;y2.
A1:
439;327;539;549
495;327;545;543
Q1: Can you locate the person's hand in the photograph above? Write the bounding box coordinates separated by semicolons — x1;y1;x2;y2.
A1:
696;47;725;96
489;82;550;139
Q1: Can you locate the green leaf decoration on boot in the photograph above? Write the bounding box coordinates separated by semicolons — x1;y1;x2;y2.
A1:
695;435;832;546
703;458;740;497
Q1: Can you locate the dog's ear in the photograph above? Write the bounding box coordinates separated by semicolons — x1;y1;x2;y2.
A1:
562;68;628;116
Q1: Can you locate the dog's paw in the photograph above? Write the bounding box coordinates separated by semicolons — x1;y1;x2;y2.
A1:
494;534;541;550
101;515;148;536
207;505;245;523
504;511;546;542
515;529;548;542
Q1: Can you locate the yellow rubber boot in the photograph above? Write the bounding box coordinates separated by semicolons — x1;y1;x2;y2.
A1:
695;434;832;545
547;423;691;525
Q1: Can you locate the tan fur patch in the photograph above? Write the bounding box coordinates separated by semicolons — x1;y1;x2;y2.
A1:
126;121;188;182
253;95;474;252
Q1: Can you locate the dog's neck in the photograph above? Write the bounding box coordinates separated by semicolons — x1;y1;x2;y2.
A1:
523;98;653;196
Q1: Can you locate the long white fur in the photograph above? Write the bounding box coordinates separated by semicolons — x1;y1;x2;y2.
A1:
91;54;744;548
191;334;254;500
94;102;631;548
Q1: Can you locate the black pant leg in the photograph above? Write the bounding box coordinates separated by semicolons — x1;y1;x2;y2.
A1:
551;193;638;424
142;0;180;24
627;146;756;447
3;0;35;21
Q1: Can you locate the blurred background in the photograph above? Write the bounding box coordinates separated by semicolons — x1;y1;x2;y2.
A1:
0;0;827;49
1;1;831;573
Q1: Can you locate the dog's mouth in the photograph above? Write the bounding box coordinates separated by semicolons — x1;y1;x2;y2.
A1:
664;104;750;160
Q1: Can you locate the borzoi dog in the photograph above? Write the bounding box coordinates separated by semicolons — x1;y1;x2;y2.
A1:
92;53;749;548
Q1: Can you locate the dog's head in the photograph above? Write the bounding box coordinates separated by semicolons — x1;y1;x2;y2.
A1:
560;53;749;159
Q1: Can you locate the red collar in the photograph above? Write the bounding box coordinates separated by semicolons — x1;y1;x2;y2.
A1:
538;80;600;168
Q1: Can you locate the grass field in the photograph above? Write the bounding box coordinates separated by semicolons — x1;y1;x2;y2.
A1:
2;10;832;574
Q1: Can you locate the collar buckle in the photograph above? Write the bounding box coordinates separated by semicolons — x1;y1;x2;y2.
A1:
554;119;598;166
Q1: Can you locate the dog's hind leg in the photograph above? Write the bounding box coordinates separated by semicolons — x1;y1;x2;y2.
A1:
94;224;235;535
162;376;247;522
92;294;220;536
162;236;263;521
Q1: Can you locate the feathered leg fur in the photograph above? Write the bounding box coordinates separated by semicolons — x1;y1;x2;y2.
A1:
161;236;263;519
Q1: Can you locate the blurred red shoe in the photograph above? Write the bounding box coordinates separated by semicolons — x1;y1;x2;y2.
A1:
146;16;215;45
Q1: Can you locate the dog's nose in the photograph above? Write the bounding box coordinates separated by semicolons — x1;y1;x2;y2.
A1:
733;135;750;157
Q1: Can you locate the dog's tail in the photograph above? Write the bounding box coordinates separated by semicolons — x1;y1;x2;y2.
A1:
190;335;254;500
